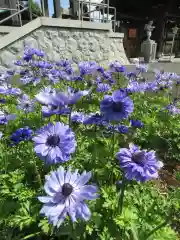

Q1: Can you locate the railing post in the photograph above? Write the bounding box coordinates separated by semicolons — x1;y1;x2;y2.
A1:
9;0;19;25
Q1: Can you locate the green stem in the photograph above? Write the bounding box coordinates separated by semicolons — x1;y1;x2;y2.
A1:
33;157;41;186
68;107;72;126
118;175;127;215
145;219;169;240
70;221;75;240
21;231;41;239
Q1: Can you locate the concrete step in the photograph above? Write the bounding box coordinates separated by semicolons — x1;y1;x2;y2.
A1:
0;26;20;39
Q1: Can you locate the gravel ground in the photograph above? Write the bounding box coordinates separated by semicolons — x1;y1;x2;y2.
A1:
125;62;180;81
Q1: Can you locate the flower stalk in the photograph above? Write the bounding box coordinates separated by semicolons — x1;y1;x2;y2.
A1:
118;175;127;215
145;219;169;239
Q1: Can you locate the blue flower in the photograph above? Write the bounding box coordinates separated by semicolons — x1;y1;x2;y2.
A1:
35;89;57;106
71;112;86;123
78;61;99;76
127;80;147;93
109;61;126;72
96;83;111;93
116;144;163;182
10;127;33;145
0;83;21;96
136;63;148;73
17;94;35;113
32;122;76;164
117;125;129;134
130;119;144;128
163;104;180;115
42;105;70;118
52;87;90;106
106;124;129;134
38;166;98;227
100;90;134;121
56;59;72;68
0;98;6;104
83;113;106;126
0;111;16;125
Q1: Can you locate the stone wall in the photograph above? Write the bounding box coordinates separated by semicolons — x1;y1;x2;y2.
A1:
0;18;129;71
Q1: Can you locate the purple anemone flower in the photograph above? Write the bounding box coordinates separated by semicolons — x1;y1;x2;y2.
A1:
0;111;16;125
127;80;147;93
71;112;86;123
106;124;129;134
83;113;106;126
116;144;163;182
136;64;148;73
17;94;35;113
36;87;89;107
10;127;33;145
42;105;70;118
0;83;21;96
130;119;144;128
32;122;76;164
78;61;99;76
38;166;99;227
100;90;134;121
109;61;126;73
96;83;111;93
35;89;57;106
163;104;180;115
52;87;90;106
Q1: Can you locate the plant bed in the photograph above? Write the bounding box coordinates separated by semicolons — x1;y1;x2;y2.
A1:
0;48;179;240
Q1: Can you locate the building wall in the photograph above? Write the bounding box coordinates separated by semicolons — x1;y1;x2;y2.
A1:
0;24;129;71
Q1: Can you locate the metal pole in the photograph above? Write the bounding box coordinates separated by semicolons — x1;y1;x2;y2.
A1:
89;0;91;22
107;0;109;22
17;0;22;26
53;0;61;18
102;0;105;23
78;0;81;20
28;0;33;21
81;0;83;22
170;34;175;61
114;7;116;32
9;0;19;25
40;0;45;16
0;7;28;25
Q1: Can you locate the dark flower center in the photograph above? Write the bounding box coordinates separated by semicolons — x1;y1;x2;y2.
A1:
25;103;29;108
132;151;145;165
51;105;58;110
62;183;73;197
46;135;60;147
112;102;123;112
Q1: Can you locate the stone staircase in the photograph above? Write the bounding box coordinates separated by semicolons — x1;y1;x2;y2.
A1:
0;17;129;71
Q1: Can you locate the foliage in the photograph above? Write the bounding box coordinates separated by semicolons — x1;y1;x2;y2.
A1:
28;0;42;17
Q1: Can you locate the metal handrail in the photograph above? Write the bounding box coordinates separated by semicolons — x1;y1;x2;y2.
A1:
0;8;17;11
77;0;116;31
0;7;28;25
